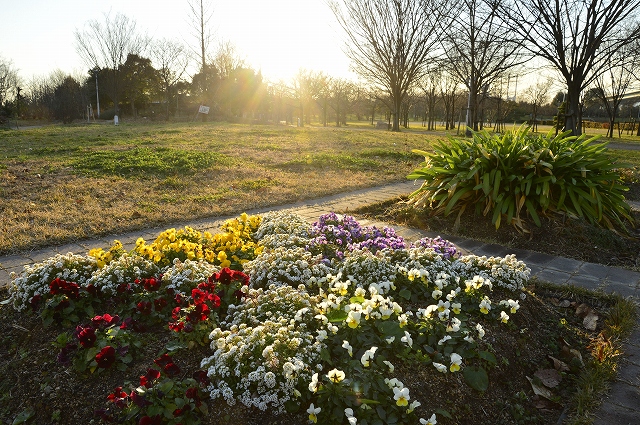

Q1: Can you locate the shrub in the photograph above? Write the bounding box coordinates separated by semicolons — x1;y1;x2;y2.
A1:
407;127;634;232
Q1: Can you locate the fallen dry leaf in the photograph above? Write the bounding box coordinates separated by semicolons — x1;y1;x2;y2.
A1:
575;303;593;318
583;312;599;331
548;355;570;372
527;376;554;400
534;368;562;388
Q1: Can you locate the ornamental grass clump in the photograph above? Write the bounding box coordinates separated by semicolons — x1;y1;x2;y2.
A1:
408;127;634;232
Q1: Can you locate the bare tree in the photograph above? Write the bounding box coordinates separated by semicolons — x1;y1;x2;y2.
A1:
0;56;19;108
150;38;189;119
418;71;440;130
501;0;640;135
440;0;525;135
212;41;245;79
523;78;553;131
593;41;640;137
329;0;445;131
74;12;149;115
439;72;461;130
186;0;215;73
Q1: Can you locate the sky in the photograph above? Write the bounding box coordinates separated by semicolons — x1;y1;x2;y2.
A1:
0;0;356;84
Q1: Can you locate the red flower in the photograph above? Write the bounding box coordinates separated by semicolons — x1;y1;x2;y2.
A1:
153;297;167;311
116;283;130;293
29;294;42;310
163;362;181;377
191;288;207;305
139;415;163;425
130;390;151;407
169;321;185;332
95;346;116;368
154;353;173;368
185;387;202;406
92;313;120;328
107;386;129;408
141;277;161;292
209;293;221;308
76;325;97;348
136;301;152;315
139;368;161;388
84;284;99;296
173;405;190;416
214;268;250;286
187;303;210;322
49;278;80;298
193;370;210;386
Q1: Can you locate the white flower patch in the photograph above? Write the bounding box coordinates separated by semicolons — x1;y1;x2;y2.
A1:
224;284;318;328
161;258;220;297
335;249;397;295
253;211;312;241
86;253;160;296
9;253;98;311
202;319;324;414
243;247;333;291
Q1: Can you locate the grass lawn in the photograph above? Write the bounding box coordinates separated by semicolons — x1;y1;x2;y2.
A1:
0;122;436;255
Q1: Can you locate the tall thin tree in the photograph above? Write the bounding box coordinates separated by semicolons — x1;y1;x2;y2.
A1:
74;12;149;115
329;0;446;131
500;0;640;135
440;0;525;135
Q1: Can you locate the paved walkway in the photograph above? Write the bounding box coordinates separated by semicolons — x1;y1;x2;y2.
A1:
1;181;639;423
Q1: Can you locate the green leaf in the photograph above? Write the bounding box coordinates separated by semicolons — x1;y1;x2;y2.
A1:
398;288;412;300
436;408;453;419
12;408;35;425
525;200;542;227
377;321;404;338
478;350;497;365
284;400;300;413
463;365;489;392
327;309;348;323
349;296;365;304
166;340;188;352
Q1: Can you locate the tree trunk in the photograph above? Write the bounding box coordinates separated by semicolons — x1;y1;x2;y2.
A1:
392;95;401;131
565;84;582;135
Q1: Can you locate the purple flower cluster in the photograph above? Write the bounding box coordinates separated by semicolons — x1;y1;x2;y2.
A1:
411;236;460;259
307;213;406;259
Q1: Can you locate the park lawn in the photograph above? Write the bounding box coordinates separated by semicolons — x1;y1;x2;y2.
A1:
0;122;435;255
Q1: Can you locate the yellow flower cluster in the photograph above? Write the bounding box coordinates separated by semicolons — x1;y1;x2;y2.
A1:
88;240;125;268
134;213;263;268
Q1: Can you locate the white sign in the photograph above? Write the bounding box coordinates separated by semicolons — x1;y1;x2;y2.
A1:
198;105;210;114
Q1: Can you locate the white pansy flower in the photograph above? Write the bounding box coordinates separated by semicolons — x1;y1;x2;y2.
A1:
433;362;447;373
383;360;395;372
393;387;410;406
401;331;413;348
307;403;321;423
476;323;485;339
342;340;353;357
420;413;437;425
450;353;463;372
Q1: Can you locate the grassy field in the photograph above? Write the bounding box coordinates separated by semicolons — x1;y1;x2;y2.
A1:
0;122;437;255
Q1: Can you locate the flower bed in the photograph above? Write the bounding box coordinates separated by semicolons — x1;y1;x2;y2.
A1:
8;211;530;425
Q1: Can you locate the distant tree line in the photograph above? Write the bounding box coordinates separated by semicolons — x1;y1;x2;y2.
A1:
2;0;639;135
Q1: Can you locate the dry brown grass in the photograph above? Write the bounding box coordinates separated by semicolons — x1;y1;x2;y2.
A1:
0;122;436;254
